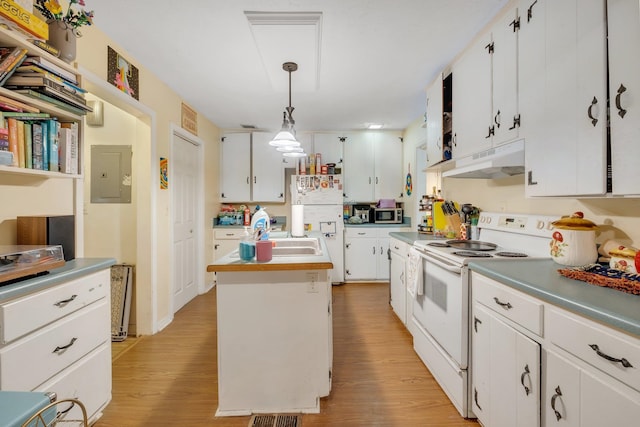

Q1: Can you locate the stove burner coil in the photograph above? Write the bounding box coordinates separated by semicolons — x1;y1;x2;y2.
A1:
452;251;493;258
427;242;450;247
494;252;529;258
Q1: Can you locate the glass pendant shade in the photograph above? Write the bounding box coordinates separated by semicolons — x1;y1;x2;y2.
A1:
282;151;307;158
268;130;300;147
276;146;303;153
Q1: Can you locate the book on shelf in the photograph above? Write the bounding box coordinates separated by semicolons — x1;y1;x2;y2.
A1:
13;65;87;93
15;116;24;167
0;47;25;73
6;116;18;166
0;48;27;85
31;121;42;170
58;123;78;174
5;73;87;103
0;111;50;120
0;0;49;40
0;93;39;113
21;56;77;84
0;100;22;112
47;118;59;171
22;119;31;168
13;89;89;116
30;39;59;57
0;127;8;151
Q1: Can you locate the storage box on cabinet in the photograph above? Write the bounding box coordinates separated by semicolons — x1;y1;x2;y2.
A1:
0;298;109;390
0;269;108;344
547;307;640;393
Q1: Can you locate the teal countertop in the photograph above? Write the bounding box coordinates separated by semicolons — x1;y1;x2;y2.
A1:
388;232;441;245
469;259;640;337
0;258;116;302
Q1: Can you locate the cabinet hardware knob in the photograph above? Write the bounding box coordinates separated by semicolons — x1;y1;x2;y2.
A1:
474;388;483;411
493;296;512;309
527;0;539;23
616;84;627;118
53;337;78;353
494;110;501;128
520;364;531;396
587;96;598;126
551;386;563;421
54;295;78;307
588;344;633;368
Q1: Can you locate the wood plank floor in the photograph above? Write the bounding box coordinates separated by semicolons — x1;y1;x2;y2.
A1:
96;283;479;426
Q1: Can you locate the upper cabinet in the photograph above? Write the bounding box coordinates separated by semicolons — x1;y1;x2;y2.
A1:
343;131;403;202
425;75;444;167
219;132;285;203
520;0;608;196
607;0;640;196
281;132;343;169
450;6;520;160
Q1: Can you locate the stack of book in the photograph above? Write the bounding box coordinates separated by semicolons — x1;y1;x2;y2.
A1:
3;55;92;116
0;111;78;174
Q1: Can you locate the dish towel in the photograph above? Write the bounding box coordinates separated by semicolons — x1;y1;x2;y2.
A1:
407;247;423;297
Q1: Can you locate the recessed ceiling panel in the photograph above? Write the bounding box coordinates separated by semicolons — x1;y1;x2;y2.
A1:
245;12;322;93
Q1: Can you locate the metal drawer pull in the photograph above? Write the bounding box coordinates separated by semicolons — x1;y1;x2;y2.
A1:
493;297;513;309
53;337;77;353
54;295;77;307
587;96;598;126
474;316;482;333
588;344;633;368
520;364;531;396
615;84;627;118
474;387;482;411
551;386;563;421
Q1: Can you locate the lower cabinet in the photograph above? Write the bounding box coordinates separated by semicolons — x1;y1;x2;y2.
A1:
344;227;409;282
213;228;245;261
389;237;409;325
0;268;112;424
471;271;640;427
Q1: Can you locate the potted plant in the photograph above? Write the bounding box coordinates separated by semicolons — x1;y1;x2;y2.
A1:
33;0;94;63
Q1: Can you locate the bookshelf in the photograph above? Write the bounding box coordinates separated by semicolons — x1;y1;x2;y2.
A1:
0;22;84;179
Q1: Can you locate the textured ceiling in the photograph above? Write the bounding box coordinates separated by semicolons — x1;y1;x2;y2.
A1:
90;0;509;132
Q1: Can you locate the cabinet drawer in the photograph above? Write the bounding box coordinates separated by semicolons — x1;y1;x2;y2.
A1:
345;228;377;238
389;238;408;257
0;269;109;344
547;308;640;392
213;229;246;239
472;273;543;336
0;299;109;391
35;343;111;424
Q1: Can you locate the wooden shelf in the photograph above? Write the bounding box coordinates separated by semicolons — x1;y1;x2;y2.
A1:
0;164;81;179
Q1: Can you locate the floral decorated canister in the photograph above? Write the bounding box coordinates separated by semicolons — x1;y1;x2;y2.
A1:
550;212;598;266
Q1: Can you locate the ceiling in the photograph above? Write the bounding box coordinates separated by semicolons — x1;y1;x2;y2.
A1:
90;0;509;133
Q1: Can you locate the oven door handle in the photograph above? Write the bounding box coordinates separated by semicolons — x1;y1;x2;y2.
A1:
417;250;463;274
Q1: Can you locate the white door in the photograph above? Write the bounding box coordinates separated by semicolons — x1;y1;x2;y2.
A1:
172;133;199;312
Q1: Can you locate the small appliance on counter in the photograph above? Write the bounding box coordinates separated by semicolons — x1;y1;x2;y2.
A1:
0;245;65;285
352;204;371;223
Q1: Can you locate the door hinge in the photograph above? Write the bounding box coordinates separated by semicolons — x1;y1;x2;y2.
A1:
221;136;226;142
339;137;347;143
485;42;495;54
510;17;520;32
528;170;538;186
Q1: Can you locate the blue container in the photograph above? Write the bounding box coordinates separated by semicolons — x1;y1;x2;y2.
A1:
239;241;255;261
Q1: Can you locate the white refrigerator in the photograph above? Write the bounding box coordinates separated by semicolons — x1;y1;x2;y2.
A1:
291;174;345;283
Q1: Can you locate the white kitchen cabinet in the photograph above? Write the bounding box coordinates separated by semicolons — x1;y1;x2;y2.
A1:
0;268;112;424
220;132;285;203
344;227;408;282
519;0;608;196
343;131;403;202
425;76;444;167
451;31;492;159
544;349;640;426
607;0;640;195
389;237;409;325
213;228;246;261
471;302;540;427
310;133;344;167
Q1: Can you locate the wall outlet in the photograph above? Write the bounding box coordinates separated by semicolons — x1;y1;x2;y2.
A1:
306;272;319;293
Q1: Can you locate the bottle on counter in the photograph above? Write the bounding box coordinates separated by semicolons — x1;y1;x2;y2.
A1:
243;206;250;226
251;206;270;240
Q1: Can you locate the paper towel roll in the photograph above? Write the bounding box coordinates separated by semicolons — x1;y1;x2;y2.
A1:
291;204;305;237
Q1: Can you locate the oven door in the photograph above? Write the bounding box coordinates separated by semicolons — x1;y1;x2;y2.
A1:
412;250;469;368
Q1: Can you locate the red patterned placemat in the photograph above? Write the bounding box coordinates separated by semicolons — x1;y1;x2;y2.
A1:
558;264;640;295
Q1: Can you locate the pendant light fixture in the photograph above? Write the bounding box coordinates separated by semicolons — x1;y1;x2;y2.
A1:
269;62;302;148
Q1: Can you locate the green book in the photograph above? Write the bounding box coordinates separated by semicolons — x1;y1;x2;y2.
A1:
23;121;32;168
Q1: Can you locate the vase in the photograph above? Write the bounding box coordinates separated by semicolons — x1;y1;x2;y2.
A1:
47;20;77;63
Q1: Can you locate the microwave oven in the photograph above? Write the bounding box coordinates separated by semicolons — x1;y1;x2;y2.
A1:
373;208;403;224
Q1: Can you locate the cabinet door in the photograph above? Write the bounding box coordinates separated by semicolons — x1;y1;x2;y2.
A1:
452;32;493;159
544;350;581;427
492;7;520;145
521;0;607;196
472;302;540;427
608;0;640;195
343;132;375;202
374;132;403;201
376;236;391;280
220;133;251;201
344;235;377;280
389;249;406;324
312;133;344;166
251;132;285;202
426;76;444;167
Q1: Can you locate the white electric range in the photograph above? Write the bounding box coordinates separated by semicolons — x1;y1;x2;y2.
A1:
410;212;560;418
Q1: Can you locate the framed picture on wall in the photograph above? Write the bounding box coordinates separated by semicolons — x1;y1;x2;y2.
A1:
107;46;139;100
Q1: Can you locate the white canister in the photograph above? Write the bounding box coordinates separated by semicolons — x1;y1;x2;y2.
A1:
549;212;598;267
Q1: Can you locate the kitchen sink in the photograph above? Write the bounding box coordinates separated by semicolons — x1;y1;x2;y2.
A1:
271;237;322;256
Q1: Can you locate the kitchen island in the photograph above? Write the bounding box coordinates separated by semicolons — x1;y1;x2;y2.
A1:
207;236;334;416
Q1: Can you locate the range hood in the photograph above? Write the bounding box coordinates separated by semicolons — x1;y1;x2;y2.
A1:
442;139;525;179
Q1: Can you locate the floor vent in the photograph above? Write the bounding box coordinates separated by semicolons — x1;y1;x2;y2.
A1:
248;414;301;427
